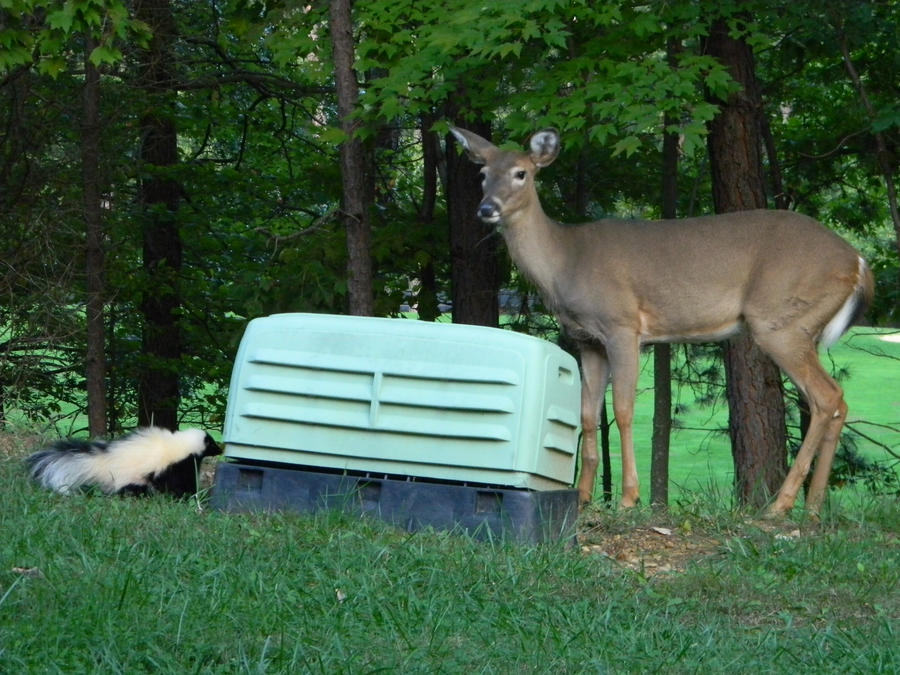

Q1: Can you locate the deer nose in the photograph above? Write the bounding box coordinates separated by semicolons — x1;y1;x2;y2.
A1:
477;202;501;222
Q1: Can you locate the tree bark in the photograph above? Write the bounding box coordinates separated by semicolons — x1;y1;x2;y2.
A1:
570;144;613;504
445;118;499;326
82;37;107;436
705;17;787;507
600;401;612;504
329;0;374;316
760;114;790;210
135;0;181;431
416;114;441;322
651;83;680;508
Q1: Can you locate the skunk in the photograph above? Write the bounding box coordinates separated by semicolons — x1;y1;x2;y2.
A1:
26;427;223;497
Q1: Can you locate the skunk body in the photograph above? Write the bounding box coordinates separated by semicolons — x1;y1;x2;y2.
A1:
26;427;223;497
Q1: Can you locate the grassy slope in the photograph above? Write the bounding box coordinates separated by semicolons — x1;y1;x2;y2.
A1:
0;461;897;672
1;329;897;672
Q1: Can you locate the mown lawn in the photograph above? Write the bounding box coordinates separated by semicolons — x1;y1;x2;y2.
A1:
1;433;898;673
1;327;897;672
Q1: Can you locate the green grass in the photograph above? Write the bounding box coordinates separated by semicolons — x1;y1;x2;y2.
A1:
1;446;898;673
2;328;897;672
601;327;900;503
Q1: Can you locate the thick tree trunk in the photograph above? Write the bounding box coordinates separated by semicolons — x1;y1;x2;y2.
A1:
82;38;107;436
329;0;374;316
706;17;787;507
445;119;499;326
136;0;181;431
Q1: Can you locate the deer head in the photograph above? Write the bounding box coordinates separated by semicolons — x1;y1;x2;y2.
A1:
450;127;560;226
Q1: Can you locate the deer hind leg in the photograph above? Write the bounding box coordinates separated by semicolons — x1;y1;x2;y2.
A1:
803;394;847;514
756;333;846;517
576;344;610;505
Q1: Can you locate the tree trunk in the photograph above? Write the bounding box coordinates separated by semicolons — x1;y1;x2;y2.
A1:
705;17;787;507
650;92;680;508
445;119;499;326
760;114;790;210
329;0;374;316
136;0;181;431
82;38;107;437
571;141;612;501
650;343;671;507
416;114;441;322
600;401;612;504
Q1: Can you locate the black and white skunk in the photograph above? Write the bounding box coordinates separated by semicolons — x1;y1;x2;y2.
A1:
26;427;223;497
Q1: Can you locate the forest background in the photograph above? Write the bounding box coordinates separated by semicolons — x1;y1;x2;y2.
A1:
1;0;898;505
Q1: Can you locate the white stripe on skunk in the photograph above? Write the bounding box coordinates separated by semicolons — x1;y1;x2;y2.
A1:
26;427;222;497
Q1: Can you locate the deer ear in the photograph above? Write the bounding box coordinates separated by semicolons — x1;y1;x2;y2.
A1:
450;126;495;165
529;129;560;167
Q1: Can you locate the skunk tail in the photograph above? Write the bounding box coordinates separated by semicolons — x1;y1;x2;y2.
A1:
26;427;222;497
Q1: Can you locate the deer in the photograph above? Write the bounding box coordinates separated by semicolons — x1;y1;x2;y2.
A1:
450;126;874;517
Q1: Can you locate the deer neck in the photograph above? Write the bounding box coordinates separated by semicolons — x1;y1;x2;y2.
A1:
500;201;566;294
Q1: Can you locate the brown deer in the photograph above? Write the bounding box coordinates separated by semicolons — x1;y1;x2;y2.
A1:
450;126;874;517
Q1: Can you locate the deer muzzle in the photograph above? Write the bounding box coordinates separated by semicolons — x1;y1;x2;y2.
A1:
477;201;502;224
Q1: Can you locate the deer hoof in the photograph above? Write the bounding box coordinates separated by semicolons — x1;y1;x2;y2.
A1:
763;508;784;520
764;501;793;520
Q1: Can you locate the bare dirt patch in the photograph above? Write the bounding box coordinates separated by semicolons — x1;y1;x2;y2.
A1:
575;507;817;577
577;519;723;576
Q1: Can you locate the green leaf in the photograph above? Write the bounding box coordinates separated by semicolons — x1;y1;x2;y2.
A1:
47;6;76;33
37;55;67;77
318;126;348;147
588;123;615;145
611;135;641;157
79;5;103;28
705;66;736;100
871;105;900;133
89;44;122;67
679;119;711;157
0;44;32;69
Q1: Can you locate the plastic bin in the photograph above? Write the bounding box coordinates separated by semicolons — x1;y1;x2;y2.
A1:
219;313;581;490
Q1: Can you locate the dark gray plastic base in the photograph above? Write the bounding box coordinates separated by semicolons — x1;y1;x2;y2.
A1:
211;461;578;544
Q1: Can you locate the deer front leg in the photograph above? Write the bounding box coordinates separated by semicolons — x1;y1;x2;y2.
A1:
607;337;641;508
576;345;610;505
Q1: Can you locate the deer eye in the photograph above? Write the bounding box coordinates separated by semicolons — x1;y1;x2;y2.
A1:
514;169;527;180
